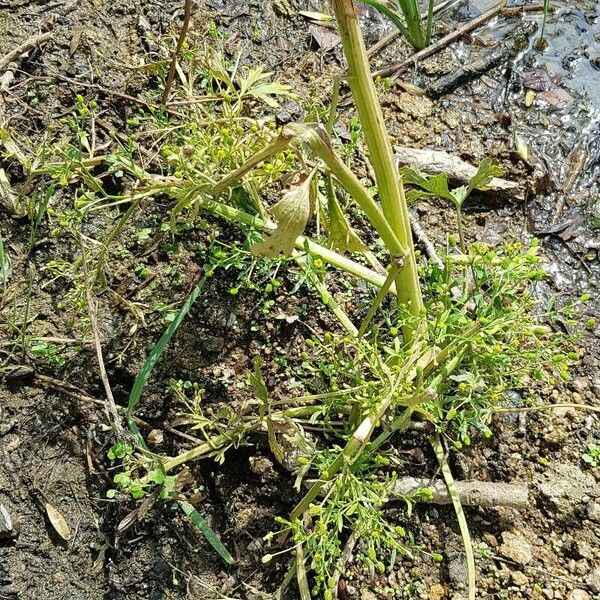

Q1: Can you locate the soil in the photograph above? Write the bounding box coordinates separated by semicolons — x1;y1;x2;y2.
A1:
1;1;599;599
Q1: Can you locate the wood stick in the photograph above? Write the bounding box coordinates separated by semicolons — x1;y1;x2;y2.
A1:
0;31;53;71
395;146;522;198
161;0;191;106
372;1;507;80
390;477;529;509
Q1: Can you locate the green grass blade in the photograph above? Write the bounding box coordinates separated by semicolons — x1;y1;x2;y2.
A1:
425;0;435;44
126;276;208;444
361;0;412;44
432;435;476;600
179;500;235;565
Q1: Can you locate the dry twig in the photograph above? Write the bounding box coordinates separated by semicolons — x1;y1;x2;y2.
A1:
161;0;192;106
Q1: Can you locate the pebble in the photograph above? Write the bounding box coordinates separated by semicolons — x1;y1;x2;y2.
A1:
572;377;589;392
510;570;529;586
542;590;554;599
566;591;590;600
587;502;600;523
588;567;600;593
428;584;446;600
499;531;533;565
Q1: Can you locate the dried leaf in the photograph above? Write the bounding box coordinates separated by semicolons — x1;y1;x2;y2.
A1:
45;503;71;541
326;186;367;252
299;10;333;22
252;171;315;257
309;24;341;52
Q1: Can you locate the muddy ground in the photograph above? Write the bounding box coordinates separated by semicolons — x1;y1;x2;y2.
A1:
0;0;599;599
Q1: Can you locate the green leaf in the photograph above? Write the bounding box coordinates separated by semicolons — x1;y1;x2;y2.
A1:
251;170;315;257
402;167;456;204
127;277;208;447
238;67;293;107
466;158;504;194
179;501;235;565
360;0;412;44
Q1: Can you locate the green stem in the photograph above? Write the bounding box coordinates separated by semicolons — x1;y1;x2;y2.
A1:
357;259;402;337
331;0;424;341
195;196;397;293
456;206;466;254
432;436;476;600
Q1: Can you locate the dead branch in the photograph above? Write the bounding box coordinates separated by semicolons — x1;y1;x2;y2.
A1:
0;31;53;72
161;0;192;107
391;477;529;509
372;2;507;81
395;146;522;199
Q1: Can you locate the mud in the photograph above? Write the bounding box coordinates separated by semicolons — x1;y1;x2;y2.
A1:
0;0;599;599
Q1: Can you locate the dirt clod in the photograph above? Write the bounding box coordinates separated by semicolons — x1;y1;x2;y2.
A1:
498;531;533;566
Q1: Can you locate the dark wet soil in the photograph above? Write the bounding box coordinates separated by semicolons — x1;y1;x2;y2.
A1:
1;1;599;599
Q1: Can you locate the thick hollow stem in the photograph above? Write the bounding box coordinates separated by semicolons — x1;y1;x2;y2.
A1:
331;0;424;341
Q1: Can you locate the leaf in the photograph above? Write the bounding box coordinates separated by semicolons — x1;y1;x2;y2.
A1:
251;171;315;257
298;10;333;22
466;158;504;194
402;167;456;204
326;182;367;253
250;357;269;406
179;501;235;565
45;503;71;541
361;0;412;42
127;277;208;447
238;67;293;107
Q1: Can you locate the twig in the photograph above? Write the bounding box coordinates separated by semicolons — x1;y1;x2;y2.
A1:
0;31;53;71
390;476;529;508
409;210;444;269
161;0;192;107
373;1;507;80
80;239;125;437
395;146;521;197
331;531;359;599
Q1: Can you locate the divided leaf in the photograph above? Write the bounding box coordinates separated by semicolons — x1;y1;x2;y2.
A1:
239;67;293;107
251;171;315;257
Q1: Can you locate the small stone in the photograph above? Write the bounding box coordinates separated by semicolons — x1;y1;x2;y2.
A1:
147;429;163;446
448;556;468;584
428;584;446;600
0;504;19;540
542;590;554;599
588;567;600;593
510;570;529;586
572;377;589;392
499;531;533;565
571;391;582;403
544;428;566;445
587;502;600;523
566;591;590;600
482;533;498;547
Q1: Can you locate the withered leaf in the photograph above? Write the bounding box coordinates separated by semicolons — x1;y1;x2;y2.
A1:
251;171;315;257
326;187;367;253
45;503;71;541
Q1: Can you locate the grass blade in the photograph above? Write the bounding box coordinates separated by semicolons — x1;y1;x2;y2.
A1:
179;500;235;565
126;276;208;444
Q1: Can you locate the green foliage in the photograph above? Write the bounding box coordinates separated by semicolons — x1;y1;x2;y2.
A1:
582;443;599;467
362;0;435;50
